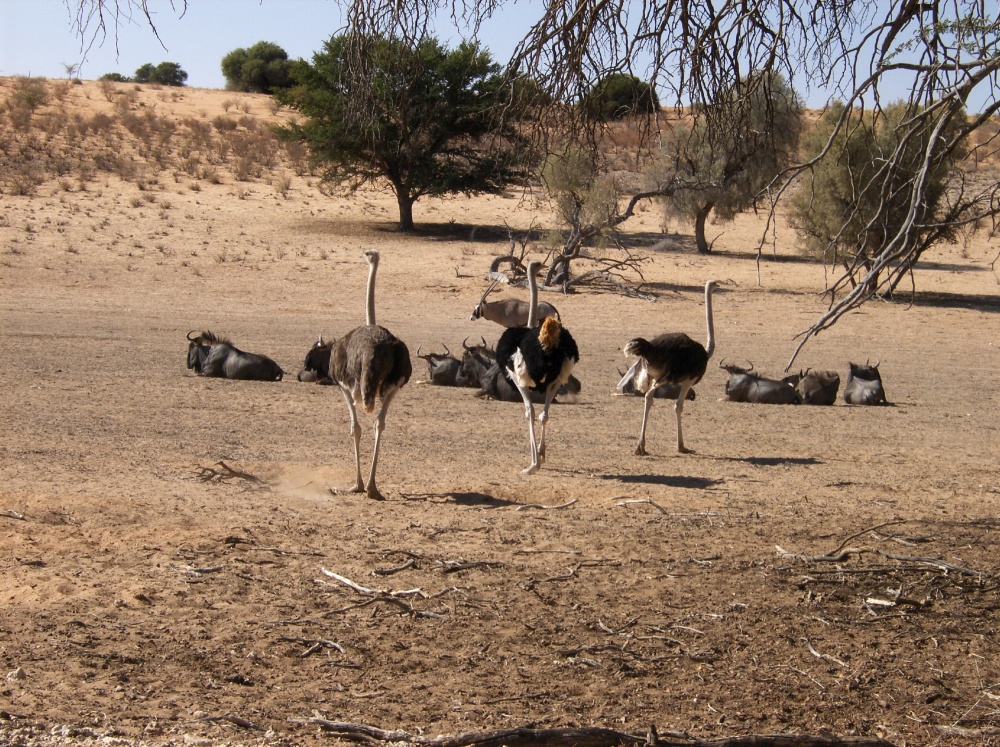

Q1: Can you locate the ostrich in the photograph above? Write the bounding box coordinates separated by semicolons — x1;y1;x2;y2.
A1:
495;261;579;474
624;279;721;456
329;250;412;500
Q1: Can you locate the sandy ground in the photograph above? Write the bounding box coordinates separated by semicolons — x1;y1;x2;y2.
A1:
1;80;1000;747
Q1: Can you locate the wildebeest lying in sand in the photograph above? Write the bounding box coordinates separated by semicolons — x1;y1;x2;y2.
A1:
186;330;284;381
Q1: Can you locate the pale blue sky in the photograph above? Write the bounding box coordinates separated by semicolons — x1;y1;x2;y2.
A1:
0;0;533;89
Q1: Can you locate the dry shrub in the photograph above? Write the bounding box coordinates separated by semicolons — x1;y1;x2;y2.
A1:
231;156;257;181
212;115;237;132
9;77;48;110
3;164;43;195
274;172;292;198
98;78;119;102
113;94;134;117
6;103;34;132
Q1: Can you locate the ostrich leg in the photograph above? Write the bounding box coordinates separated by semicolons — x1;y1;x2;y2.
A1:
635;387;657;456
365;385;400;501
337;384;366;493
514;384;540;474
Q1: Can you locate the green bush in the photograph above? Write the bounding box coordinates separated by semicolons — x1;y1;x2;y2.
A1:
581;73;659;121
221;42;293;94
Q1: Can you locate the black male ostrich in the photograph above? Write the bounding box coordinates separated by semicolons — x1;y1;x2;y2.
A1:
329;250;411;500
625;279;721;456
495;261;579;474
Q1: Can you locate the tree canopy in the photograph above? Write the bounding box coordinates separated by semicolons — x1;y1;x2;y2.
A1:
581;73;659;121
133;61;187;86
275;34;537;231
662;72;803;254
221;41;293;94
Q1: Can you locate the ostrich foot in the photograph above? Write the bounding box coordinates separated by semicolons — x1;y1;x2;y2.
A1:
366;484;386;501
677;445;692;454
634;444;648;456
521;463;540;475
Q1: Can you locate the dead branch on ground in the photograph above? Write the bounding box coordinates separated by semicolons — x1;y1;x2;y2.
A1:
317;568;449;619
517;498;578;511
1;509;25;521
196;461;266;485
291;718;898;747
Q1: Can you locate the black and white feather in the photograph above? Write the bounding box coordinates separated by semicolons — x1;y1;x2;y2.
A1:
495;261;579;474
625;279;721;455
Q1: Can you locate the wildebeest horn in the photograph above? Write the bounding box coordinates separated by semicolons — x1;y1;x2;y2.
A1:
462;337;472;351
187;330;199;341
416;345;423;357
443;344;451;357
317;334;325;347
718;357;727;369
872;358;880;368
744;359;754;372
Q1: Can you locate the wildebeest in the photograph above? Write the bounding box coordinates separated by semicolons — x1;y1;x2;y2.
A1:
416;344;475;387
792;368;841;405
615;360;696;401
297;336;333;384
475;360;581;404
186;330;284;381
720;359;801;404
843;360;889;405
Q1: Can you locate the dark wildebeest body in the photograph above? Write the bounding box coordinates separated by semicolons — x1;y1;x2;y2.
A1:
720;360;801;404
297;337;334;384
417;346;475;387
616;360;696;401
186;331;284;381
843;361;888;405
794;369;841;405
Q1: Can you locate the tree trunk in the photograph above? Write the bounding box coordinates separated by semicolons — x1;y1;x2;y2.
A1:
694;202;715;254
396;191;415;232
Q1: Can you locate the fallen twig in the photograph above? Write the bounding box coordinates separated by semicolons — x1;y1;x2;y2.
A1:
196;461;265;485
290;717;898;747
517;499;578;511
199;714;264;731
1;509;25;521
805;640;847;668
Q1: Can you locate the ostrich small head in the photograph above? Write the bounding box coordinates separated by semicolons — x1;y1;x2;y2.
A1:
539;317;562;352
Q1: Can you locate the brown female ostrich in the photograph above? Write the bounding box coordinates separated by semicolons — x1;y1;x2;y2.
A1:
329;250;411;500
495;261;579;474
624;279;721;456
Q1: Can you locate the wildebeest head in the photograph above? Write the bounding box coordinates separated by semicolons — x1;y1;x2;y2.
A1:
187;330;212;374
844;360;887;405
298;336;334;384
796;368;841;406
416;344;472;387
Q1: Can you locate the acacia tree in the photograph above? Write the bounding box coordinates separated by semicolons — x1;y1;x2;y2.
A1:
662;73;802;254
275;34;536;232
790;102;964;290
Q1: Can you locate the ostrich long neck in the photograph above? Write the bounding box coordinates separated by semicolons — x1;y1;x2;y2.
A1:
526;262;540;329
365;254;378;327
704;281;716;360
